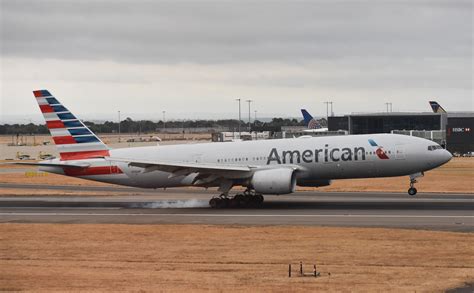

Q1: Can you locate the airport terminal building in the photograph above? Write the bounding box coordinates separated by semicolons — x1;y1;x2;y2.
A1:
328;112;474;154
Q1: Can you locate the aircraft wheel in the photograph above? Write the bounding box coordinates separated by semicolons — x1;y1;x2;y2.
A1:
219;198;229;208
242;194;252;206
234;194;244;207
408;187;417;196
209;198;219;208
228;198;239;208
255;194;264;204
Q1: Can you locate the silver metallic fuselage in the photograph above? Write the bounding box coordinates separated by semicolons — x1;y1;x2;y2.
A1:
40;133;452;191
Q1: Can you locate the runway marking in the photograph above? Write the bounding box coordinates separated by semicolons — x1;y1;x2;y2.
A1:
0;212;473;218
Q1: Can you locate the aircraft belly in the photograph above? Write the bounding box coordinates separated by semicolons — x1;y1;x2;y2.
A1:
76;174;137;187
306;160;416;179
122;168;194;189
305;161;377;179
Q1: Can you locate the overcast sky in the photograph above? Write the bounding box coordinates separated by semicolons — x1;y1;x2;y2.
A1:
1;0;472;123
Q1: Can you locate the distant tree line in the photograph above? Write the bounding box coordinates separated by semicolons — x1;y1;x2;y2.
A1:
0;117;318;135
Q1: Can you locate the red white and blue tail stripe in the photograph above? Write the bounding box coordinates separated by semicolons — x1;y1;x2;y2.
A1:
33;90;110;161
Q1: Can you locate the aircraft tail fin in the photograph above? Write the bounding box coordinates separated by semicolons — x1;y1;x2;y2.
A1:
429;101;447;114
33;90;110;161
301;109;313;123
301;109;321;129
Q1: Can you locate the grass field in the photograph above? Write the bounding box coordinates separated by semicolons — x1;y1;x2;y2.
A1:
1;151;472;291
1;224;473;292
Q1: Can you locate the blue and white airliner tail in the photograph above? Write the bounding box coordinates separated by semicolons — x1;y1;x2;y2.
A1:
301;109;328;132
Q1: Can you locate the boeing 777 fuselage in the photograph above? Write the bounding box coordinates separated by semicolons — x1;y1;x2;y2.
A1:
22;90;453;208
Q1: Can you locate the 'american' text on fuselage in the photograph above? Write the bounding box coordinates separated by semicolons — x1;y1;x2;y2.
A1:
267;145;367;165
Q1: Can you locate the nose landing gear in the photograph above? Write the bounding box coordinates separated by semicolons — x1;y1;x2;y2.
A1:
407;172;424;196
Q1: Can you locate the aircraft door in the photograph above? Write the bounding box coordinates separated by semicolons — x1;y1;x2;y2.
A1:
395;145;406;160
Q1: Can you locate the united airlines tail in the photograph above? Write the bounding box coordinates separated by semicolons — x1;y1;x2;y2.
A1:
33;90;110;161
301;109;322;129
429;101;447;114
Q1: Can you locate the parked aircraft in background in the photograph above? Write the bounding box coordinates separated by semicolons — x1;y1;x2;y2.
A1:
301;109;329;133
16;90;452;208
429;101;447;114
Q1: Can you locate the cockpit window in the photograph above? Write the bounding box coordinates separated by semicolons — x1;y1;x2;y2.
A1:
428;145;443;151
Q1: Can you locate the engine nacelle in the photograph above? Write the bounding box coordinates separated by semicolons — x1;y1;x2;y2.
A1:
251;168;296;194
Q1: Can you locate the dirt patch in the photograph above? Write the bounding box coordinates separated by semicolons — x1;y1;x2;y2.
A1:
0;224;472;292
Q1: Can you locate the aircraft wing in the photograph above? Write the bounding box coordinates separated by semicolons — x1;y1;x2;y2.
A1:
106;157;302;188
106;157;253;178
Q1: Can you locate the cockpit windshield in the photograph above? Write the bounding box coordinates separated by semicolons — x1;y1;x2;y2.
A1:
427;145;443;151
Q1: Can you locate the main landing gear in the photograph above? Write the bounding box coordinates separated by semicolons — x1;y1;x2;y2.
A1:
209;189;264;209
408;185;417;196
408;172;424;196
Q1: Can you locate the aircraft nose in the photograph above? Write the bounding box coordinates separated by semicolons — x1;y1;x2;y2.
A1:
439;149;453;164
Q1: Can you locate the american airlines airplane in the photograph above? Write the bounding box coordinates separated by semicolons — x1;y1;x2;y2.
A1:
19;90;452;208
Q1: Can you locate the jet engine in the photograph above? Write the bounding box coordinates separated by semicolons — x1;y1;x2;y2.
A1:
250;168;296;194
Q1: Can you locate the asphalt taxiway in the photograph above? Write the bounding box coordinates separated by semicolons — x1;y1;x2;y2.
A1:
0;183;472;231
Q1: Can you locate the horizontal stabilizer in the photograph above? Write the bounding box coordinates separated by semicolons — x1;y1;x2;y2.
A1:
8;161;91;168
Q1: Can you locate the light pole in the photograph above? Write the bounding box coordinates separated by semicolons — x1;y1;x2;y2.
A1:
118;110;121;143
236;98;241;138
385;102;393;113
324;101;333;121
254;110;258;140
162;111;166;132
246;99;252;132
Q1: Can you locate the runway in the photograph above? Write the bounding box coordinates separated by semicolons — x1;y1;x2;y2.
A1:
0;184;472;231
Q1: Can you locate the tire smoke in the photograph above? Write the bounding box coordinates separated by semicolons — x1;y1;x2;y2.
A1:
130;199;209;209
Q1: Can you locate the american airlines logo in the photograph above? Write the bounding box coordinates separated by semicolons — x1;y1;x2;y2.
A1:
368;139;389;160
266;139;389;165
